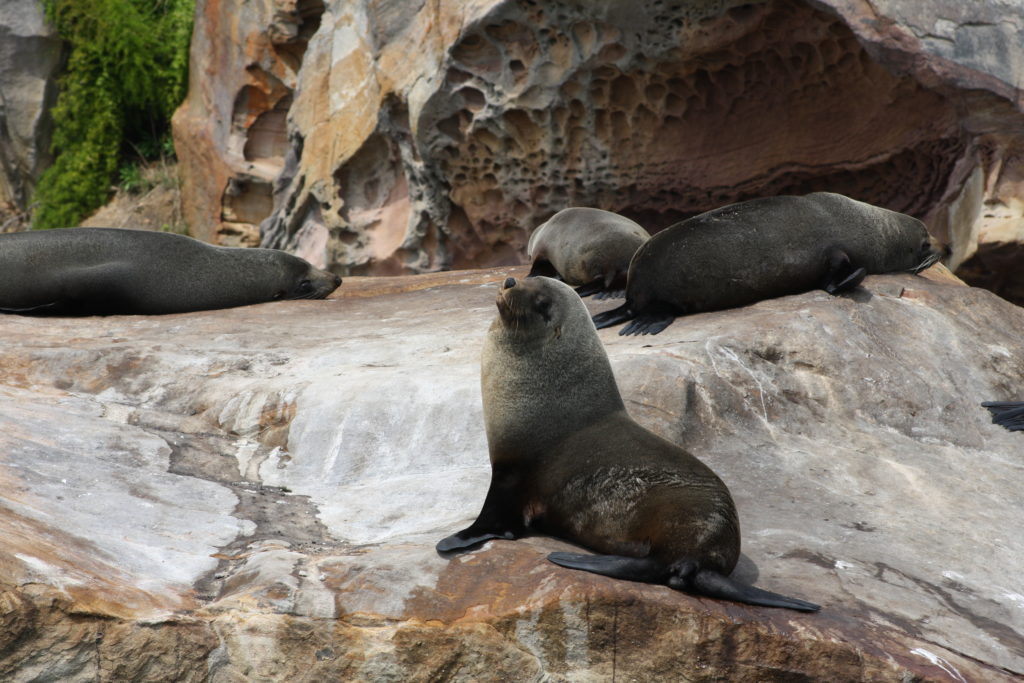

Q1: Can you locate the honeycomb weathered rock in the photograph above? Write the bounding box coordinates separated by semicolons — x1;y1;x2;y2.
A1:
173;0;1024;299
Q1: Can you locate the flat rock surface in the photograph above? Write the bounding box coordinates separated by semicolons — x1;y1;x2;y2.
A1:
1;266;1022;681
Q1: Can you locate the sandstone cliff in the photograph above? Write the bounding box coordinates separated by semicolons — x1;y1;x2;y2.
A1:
172;0;1024;302
1;268;1022;680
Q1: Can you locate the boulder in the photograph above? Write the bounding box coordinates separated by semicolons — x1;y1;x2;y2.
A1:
172;0;1024;302
1;266;1022;680
0;0;62;215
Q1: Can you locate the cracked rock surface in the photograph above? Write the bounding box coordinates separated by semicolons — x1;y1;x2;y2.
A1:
1;266;1022;681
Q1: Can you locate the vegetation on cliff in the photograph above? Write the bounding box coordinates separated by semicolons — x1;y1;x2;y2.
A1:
31;0;193;230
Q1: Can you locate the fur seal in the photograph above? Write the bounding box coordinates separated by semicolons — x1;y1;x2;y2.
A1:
0;228;341;315
527;207;650;299
437;276;819;612
594;192;946;335
981;401;1024;431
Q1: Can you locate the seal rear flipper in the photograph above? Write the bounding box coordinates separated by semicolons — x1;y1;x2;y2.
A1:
621;311;675;336
592;303;634;329
821;247;866;295
685;570;821;612
547;552;666;583
981;401;1024;431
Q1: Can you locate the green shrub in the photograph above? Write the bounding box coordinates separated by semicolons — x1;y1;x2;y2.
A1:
32;0;194;229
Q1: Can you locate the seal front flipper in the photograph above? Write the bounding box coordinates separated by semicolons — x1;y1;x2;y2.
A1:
821;247;866;295
592;303;634;329
436;469;526;554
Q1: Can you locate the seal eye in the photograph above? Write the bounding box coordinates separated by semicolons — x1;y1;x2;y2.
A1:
535;296;552;322
296;280;313;295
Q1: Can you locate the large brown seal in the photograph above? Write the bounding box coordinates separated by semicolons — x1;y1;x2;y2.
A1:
437;276;819;612
527;207;650;299
594;192;946;335
0;228;341;315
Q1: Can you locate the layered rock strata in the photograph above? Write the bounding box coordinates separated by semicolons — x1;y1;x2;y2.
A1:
1;267;1022;680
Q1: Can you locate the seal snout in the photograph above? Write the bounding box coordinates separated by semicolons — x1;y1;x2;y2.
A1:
503;277;517;290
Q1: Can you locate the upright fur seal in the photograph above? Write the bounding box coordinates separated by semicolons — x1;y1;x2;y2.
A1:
0;228;341;315
527;207;650;298
437;276;819;612
594;192;945;335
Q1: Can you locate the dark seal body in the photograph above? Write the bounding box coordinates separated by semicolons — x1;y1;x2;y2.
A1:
594;192;944;335
437;276;819;611
527;207;650;298
0;228;341;315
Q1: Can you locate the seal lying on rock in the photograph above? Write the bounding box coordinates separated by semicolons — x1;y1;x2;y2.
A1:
593;192;946;335
0;228;341;315
437;276;820;612
527;207;650;299
981;401;1024;431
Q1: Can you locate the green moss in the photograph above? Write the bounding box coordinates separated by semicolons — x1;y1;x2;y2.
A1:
32;0;194;230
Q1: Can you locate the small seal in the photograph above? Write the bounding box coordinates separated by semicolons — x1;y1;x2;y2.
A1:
527;207;650;298
437;276;819;612
0;228;342;315
593;192;946;335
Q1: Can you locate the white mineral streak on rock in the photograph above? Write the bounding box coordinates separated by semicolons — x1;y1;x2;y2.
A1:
910;648;967;683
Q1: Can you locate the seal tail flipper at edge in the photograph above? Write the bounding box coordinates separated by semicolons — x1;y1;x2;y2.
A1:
688;570;821;612
547;552;666;583
592;303;634;329
981;401;1024;431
